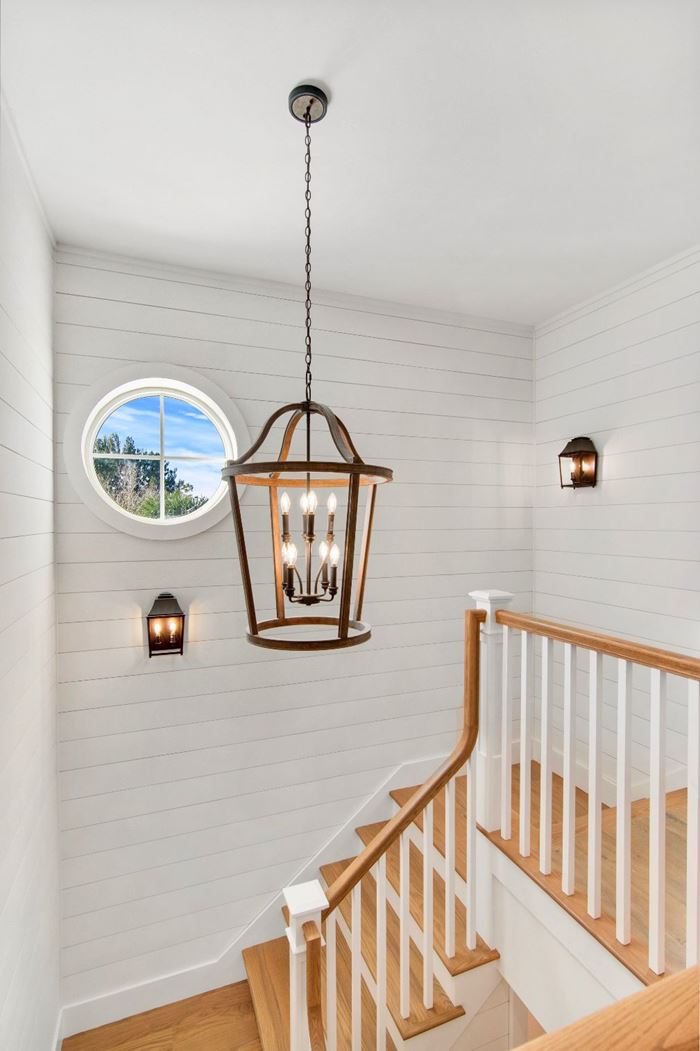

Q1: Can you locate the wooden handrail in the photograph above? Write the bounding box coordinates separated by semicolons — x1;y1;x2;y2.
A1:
323;607;486;917
523;965;699;1050
496;610;700;681
303;921;326;1051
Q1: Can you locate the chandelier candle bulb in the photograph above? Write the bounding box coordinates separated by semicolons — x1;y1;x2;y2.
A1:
280;491;291;539
300;489;318;540
327;491;337;537
329;542;340;593
283;541;298;597
319;540;330;588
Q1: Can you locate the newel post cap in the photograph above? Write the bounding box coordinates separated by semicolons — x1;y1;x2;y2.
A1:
284;879;329;954
469;590;514;634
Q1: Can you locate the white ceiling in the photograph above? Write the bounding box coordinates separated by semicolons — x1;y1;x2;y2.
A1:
3;0;700;324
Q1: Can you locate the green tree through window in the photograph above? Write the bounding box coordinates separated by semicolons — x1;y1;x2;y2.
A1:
94;433;208;518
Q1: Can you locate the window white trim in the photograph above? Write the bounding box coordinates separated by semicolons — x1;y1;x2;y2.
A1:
64;364;251;540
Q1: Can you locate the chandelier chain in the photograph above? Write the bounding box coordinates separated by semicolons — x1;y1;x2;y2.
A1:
303;106;313;407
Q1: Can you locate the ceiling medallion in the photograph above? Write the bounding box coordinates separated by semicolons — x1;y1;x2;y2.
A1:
223;84;393;651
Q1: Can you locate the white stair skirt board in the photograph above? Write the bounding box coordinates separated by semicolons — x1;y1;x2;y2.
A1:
59;752;449;1038
476;836;643;1035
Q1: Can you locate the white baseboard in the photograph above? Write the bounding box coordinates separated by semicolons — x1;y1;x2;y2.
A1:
60;752;448;1038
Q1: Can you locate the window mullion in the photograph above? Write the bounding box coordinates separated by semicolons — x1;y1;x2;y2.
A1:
159;394;165;521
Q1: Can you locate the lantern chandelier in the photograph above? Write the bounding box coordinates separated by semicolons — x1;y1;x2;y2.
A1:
223;84;393;651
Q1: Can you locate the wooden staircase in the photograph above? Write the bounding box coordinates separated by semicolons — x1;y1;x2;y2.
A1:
243;775;498;1050
61;600;700;1051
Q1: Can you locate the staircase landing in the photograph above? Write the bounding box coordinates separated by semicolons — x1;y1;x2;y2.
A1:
483;763;688;984
396;763;688;986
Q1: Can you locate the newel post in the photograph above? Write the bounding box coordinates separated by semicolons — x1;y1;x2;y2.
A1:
469;590;514;831
284;880;328;1051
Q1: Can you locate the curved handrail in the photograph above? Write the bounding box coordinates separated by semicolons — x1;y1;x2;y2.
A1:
322;607;486;917
496;610;700;680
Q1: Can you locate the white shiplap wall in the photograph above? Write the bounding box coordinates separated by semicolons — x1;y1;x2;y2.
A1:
0;104;59;1048
533;247;700;789
54;247;533;1014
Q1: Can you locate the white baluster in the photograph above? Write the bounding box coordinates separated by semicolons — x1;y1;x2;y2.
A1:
466;753;477;950
351;882;361;1050
423;802;434;1009
444;779;456;958
501;624;512;839
687;679;700;967
375;856;387;1048
519;630;533;857
616;659;632;944
588;650;603;918
540;635;554;875
562;643;577;896
649;669;667;974
399;830;410;1019
326;911;337;1051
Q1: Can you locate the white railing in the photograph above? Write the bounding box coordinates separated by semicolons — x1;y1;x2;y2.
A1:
495;605;700;978
283;607;487;1050
283;593;700;1048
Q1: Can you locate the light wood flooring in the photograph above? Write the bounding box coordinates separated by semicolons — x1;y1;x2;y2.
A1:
61;980;262;1051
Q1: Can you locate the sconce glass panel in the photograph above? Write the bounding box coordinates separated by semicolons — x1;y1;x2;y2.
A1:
147;592;185;656
558;437;598;489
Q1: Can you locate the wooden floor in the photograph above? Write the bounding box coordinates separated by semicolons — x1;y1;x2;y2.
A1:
482;763;689;985
61;981;262;1051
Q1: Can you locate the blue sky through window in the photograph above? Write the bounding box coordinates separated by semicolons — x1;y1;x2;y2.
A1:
164;397;225;459
95;396;160;454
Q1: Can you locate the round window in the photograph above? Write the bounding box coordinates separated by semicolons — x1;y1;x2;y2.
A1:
89;390;229;522
64;366;250;540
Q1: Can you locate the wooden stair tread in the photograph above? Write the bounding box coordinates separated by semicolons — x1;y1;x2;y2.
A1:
331;924;398;1050
243;937;290;1051
356;819;499;976
391;767;590;878
244;932;398;1050
390;777;467;880
320;857;465;1040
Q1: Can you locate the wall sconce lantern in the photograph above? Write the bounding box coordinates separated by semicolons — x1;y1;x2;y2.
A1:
558;436;598;489
146;592;185;657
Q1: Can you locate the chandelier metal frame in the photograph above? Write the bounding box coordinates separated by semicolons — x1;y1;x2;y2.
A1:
223;83;393;652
